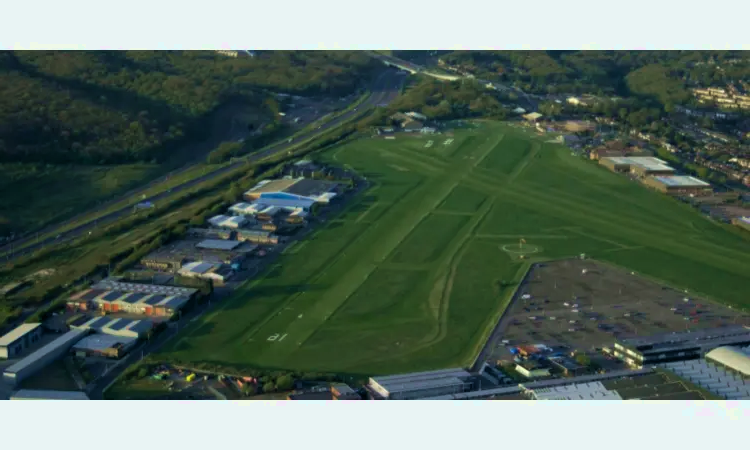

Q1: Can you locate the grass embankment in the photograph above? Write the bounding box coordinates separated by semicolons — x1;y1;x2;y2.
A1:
158;121;750;376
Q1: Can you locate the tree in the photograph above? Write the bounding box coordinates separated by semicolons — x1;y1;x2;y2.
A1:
263;382;276;393
275;374;295;391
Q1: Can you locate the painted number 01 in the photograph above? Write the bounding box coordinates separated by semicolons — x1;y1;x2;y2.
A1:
267;333;288;342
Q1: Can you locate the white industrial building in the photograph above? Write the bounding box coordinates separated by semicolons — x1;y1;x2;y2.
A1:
208;215;248;229
10;389;90;400
3;328;89;387
524;381;623;400
0;323;43;359
367;368;471;400
178;261;234;283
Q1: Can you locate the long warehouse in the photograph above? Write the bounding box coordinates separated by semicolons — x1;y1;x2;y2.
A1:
367;368;472;400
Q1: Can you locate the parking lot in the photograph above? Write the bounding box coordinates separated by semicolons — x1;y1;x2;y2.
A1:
490;259;750;363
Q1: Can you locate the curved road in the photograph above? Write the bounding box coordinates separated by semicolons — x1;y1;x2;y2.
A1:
1;69;406;262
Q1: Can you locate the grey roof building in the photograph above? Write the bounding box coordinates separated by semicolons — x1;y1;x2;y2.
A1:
0;323;43;359
368;368;471;400
3;328;89;387
10;389;90;400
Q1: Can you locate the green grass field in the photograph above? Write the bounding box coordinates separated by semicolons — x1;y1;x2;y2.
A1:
0;163;158;235
158;121;750;376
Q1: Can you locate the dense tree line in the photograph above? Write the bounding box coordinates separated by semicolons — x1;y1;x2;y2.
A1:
383;77;507;121
0;51;378;165
433;50;750;108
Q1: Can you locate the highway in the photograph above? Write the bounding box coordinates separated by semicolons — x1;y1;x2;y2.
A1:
368;52;539;111
1;69;406;263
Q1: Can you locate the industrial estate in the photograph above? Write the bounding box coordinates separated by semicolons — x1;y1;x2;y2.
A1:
1;56;750;401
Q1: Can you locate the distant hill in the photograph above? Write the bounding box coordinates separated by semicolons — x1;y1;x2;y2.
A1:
0;51;378;165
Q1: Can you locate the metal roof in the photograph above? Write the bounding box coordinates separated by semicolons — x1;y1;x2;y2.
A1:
102;291;126;301
376;377;467;395
143;294;166;306
706;346;750;376
80;289;106;301
197;239;241;251
5;328;88;374
0;323;42;347
91;280;197;296
245;178;302;195
72;334;137;352
183;261;218;274
652;175;711;187
285;179;338;198
257;193;316;209
158;296;190;310
372;368;471;385
10;389;90;400
120;292;147;304
604;156;675;172
619;325;750;348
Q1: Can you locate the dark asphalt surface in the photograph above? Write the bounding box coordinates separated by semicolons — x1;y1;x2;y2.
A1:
1;69;405;263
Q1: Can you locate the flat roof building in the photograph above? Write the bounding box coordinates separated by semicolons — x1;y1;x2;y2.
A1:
525;381;623;400
196;239;242;251
548;356;587;377
208;215;248;229
331;384;360;400
10;389;90;400
236;229;279;245
3;328;89;387
613;326;750;368
72;333;138;359
368;368;471;400
599;156;675;177
515;360;552;379
643;175;712;196
92;279;198;297
0;323;43;359
70;316;153;339
661;358;750;400
178;261;234;284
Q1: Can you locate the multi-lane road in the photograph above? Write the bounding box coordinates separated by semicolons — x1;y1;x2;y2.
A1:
1;69;406;262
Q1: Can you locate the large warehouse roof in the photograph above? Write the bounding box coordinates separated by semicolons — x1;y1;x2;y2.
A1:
652;175;711;187
5;328;88;375
606;156;674;172
73;334;138;352
372;368;471;385
72;317;153;337
196;239;241;251
527;381;623;400
245;178;302;195
370;368;471;397
10;389;90;400
0;323;41;347
705;346;750;376
92;280;198;297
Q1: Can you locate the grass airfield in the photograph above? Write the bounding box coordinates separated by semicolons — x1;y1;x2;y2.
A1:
159;121;750;376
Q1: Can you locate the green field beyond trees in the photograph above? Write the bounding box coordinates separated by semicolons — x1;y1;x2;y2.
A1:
158;122;750;376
